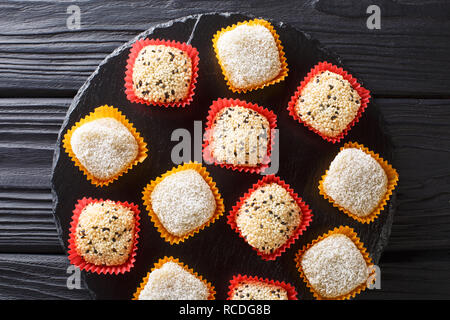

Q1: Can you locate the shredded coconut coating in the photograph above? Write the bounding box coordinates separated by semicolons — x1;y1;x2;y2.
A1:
210;106;270;167
301;234;369;298
138;261;209;300
70;117;138;180
75;201;135;266
295;71;361;137
132;45;192;103
324;148;388;217
150;169;216;236
231;281;288;300
236;183;301;254
216;24;282;89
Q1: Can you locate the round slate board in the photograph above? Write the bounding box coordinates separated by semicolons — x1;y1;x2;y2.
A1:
51;13;396;300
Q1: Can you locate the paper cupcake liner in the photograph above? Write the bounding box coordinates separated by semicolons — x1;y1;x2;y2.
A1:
227;274;298;300
67;197;141;275
142;161;225;245
319;141;399;224
228;175;313;261
212;18;288;93
295;226;375;300
62;105;148;187
287;61;371;143
124;38;199;108
202;98;277;174
132;256;216;300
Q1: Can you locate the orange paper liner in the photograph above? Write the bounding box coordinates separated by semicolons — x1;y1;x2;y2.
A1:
142;161;225;244
132;256;216;300
227;274;298;300
62;105;148;187
228;175;313;261
287;61;371;143
202;98;277;174
124;38;199;108
318;141;399;224
68;197;141;275
212;18;288;93
294;226;375;300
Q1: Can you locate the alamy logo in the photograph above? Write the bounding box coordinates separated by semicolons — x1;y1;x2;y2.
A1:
66;265;81;290
170;121;279;174
66;5;81;30
366;5;381;30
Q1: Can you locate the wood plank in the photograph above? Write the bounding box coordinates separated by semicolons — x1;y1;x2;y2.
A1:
0;0;449;96
364;250;450;299
0;253;92;299
0;251;448;299
379;98;450;252
0;98;70;253
0;97;449;253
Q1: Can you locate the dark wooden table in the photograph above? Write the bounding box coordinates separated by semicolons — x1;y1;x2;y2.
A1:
0;0;449;300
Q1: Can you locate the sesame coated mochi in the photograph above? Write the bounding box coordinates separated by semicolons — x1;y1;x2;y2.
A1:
138;261;209;300
295;71;361;138
210;106;270;167
236;183;301;254
301;234;369;299
216;24;282;89
150;169;216;237
323;148;388;217
231;281;288;300
132;45;192;103
75;201;135;266
70;117;138;181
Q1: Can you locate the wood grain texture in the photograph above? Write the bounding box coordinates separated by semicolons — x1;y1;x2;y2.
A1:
0;0;449;96
0;253;92;299
0;98;69;253
1;250;448;299
0;97;449;254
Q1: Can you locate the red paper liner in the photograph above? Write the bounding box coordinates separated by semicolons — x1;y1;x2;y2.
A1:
227;175;313;261
287;61;371;143
294;226;375;300
132;256;216;300
202;98;277;174
68;197;141;275
124;38;199;108
227;274;298;300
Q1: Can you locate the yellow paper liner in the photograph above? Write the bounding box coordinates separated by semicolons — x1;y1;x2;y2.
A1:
62;105;148;187
142;161;225;244
132;256;216;300
318;141;399;224
212;18;288;93
295;226;375;300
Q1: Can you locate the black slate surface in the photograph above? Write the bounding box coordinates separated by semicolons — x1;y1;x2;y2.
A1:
52;13;396;300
